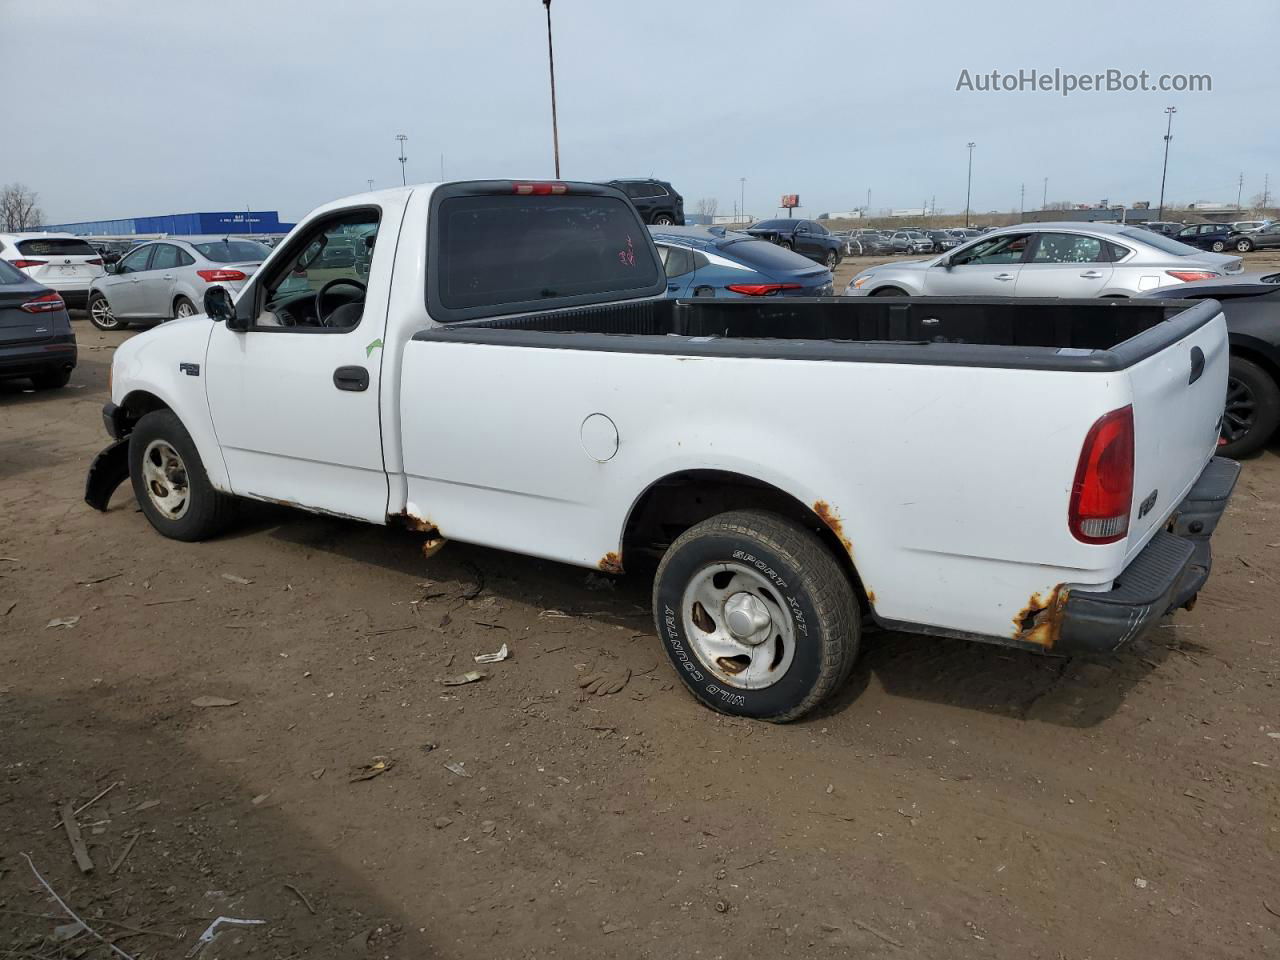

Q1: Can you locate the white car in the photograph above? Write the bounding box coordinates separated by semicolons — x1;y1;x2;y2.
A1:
844;222;1243;298
0;232;105;309
86;180;1238;723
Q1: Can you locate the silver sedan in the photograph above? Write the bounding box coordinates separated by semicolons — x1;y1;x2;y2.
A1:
843;222;1243;298
87;236;272;330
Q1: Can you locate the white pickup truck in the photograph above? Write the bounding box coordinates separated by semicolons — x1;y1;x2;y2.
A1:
87;180;1240;722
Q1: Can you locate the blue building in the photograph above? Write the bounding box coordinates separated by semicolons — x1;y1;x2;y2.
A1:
40;211;295;236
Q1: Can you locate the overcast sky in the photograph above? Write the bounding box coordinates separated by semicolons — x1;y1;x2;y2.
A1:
3;0;1276;223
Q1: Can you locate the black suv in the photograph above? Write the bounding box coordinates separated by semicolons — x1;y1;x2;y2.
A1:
606;179;684;225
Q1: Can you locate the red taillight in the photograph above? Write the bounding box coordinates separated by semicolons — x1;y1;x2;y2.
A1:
197;269;247;283
86;258;103;265
725;283;803;296
11;259;47;269
1069;405;1134;544
1166;269;1219;283
19;291;65;314
512;182;568;195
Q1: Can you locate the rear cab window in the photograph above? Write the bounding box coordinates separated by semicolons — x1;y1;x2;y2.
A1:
428;183;664;322
16;238;98;258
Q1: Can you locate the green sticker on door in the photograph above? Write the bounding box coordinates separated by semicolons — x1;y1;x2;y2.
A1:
365;338;383;358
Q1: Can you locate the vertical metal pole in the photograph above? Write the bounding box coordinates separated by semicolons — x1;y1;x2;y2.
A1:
739;178;745;225
965;142;975;228
1157;107;1175;221
544;0;561;179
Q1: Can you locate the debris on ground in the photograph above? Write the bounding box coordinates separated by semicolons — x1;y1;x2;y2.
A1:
190;916;266;954
439;670;486;685
221;573;254;585
46;616;80;629
473;643;510;664
578;664;631;696
349;757;395;782
61;802;95;873
444;760;471;778
191;695;240;707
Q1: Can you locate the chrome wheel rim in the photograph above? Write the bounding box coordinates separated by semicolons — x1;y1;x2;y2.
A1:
680;561;796;690
141;439;190;520
90;298;117;327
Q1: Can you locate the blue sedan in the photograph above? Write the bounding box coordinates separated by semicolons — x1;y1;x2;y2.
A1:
649;226;834;298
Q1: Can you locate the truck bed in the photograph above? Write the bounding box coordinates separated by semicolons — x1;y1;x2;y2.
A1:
415;296;1220;372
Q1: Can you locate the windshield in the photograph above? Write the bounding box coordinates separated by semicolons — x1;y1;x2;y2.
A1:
192;239;272;263
1118;228;1205;257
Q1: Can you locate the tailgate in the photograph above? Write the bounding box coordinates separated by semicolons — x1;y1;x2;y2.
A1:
1124;310;1228;561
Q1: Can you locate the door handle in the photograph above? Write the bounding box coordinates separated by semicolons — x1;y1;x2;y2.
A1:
333;365;369;392
130;278;141;283
162;274;174;279
994;273;1015;281
1080;270;1104;279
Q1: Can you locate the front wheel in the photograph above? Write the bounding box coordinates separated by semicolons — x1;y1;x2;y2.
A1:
652;510;859;722
88;293;124;331
129;410;237;541
824;250;839;270
1220;356;1280;458
777;240;793;250
871;286;907;297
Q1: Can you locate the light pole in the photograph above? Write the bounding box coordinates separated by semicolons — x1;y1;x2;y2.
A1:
739;177;746;225
1042;176;1048;209
367;178;374;192
1157;106;1176;221
396;134;408;186
542;0;561;178
964;142;976;228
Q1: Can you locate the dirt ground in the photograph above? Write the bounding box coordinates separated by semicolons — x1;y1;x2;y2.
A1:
3;264;1280;960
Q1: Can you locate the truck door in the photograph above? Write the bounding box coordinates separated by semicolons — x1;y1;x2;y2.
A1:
203;202;402;523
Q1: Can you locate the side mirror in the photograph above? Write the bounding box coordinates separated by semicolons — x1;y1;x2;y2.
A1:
104;262;119;274
204;286;244;329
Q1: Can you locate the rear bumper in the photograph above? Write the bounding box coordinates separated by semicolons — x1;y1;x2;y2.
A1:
0;338;77;378
1056;457;1240;655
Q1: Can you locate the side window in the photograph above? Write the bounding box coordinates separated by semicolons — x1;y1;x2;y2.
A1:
1104;241;1131;262
150;244;181;271
812;222;830;236
259;208;381;331
1177;226;1196;238
1030;233;1105;264
663;246;695;278
637;182;666;199
795;222;809;234
116;246;154;275
952;233;1031;266
176;248;195;267
623;183;646;199
655;244;671;268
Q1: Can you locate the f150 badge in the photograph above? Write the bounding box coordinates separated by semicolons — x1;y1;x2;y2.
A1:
1138;489;1158;519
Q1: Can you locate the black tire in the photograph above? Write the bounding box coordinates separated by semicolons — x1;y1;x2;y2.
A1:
652;510;859;722
1211;240;1226;252
777;240;793;251
173;296;197;319
871;286;907;297
31;367;72;390
824;250;839;270
652;213;675;226
1220;355;1280;458
88;293;125;331
128;410;237;541
1235;238;1254;253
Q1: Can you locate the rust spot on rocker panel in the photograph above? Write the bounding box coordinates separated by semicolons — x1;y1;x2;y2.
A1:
813;500;853;556
390;512;447;559
1012;585;1070;649
599;551;624;575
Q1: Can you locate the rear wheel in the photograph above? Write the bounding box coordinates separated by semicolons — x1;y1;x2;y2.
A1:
88;293;124;331
777;240;793;251
652;510;859;722
652;213;675;226
173;296;197;318
1211;240;1227;252
129;410;237;541
1220;355;1280;458
1235;238;1255;253
32;368;72;390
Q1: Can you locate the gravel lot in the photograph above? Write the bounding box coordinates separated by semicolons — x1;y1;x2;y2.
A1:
2;267;1279;959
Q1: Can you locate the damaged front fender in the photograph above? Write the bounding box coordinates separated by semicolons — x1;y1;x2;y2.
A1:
84;439;131;512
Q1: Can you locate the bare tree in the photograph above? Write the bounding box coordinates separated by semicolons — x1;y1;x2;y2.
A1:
695;197;719;220
0;183;44;231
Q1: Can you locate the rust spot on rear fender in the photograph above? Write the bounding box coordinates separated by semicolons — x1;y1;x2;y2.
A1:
813;500;853;556
599;551;624;575
1012;585;1069;649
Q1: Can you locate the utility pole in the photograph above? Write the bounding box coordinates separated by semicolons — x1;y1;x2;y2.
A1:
739;177;746;225
1042;177;1048;209
866;188;871;214
1157;106;1176;221
542;0;561;178
964;142;976;228
1020;182;1025;216
396;134;408;186
1263;173;1271;209
1237;172;1244;210
367;178;374;192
